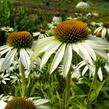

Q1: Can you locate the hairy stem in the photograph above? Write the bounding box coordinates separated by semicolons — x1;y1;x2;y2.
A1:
64;72;71;109
19;61;27;97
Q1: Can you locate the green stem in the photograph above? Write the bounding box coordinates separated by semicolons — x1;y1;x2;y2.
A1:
19;61;27;97
64;72;71;109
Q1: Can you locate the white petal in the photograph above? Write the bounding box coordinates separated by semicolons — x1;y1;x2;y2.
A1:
34;99;49;105
77;60;86;68
94;27;102;34
31;38;58;61
1;49;17;71
74;43;93;65
50;44;66;74
89;65;95;77
104;64;109;72
95;50;108;60
26;48;33;56
63;44;72;77
97;68;103;81
2;80;6;84
38;34;45;39
36;106;51;109
40;42;61;69
4;74;9;77
82;66;88;76
82;43;96;61
101;28;106;38
33;37;55;49
0;58;4;70
32;32;40;37
20;48;31;69
0;47;12;57
4;78;10;81
86;37;109;50
0;45;10;51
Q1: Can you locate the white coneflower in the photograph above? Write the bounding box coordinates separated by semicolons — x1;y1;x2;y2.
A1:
0;31;33;71
76;0;90;10
93;12;99;17
0;31;34;97
52;12;62;24
0;26;14;32
31;20;109;77
33;29;48;40
4;97;50;109
0;73;10;84
94;22;109;41
77;56;109;81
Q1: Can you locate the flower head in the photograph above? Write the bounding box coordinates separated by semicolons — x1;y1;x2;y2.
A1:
4;97;36;109
7;31;33;48
76;1;90;10
54;20;88;43
31;20;109;77
52;12;62;24
0;31;33;70
33;29;48;40
94;22;109;40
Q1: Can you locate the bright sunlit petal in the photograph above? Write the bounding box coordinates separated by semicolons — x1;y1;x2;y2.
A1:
20;48;31;69
50;44;66;74
63;44;72;77
40;42;61;69
97;68;103;81
1;49;17;71
101;28;106;38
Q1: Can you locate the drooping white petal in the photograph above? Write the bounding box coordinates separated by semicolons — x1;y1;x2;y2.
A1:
104;64;109;72
101;28;106;38
40;42;61;69
74;43;93;65
97;68;103;81
82;43;96;61
0;45;10;51
82;66;88;76
89;65;96;77
94;27;102;34
26;48;33;56
95;50;108;60
32;32;40;37
0;58;4;70
36;106;51;109
2;80;6;84
0;47;12;57
50;44;66;74
31;38;58;60
63;44;72;77
33;37;55;49
33;99;49;105
20;48;31;69
1;49;17;71
4;74;9;77
86;37;109;50
77;60;86;69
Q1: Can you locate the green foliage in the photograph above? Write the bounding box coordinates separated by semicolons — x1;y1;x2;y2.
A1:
0;0;10;26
